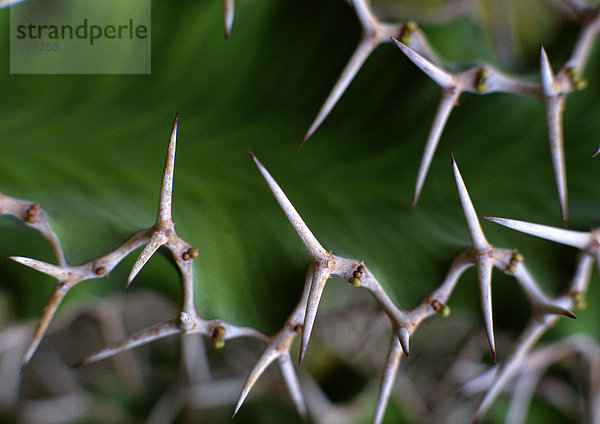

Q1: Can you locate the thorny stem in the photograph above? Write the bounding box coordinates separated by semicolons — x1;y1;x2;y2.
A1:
10;115;268;373
245;153;579;422
312;0;600;221
4;2;600;421
2;113;595;423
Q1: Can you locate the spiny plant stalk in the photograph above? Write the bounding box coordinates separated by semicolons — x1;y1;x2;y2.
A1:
9;114;267;373
3;0;600;423
301;0;600;224
2;115;597;423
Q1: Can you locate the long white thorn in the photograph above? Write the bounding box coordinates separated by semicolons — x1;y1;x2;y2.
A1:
410;92;459;206
278;352;307;419
484;217;590;249
451;156;489;250
391;37;455;89
249;152;328;258
539;47;568;225
126;231;167;287
157;113;178;224
374;334;402;424
9;256;71;280
300;264;331;364
477;255;496;362
75;318;180;367
302;37;376;144
233;344;281;417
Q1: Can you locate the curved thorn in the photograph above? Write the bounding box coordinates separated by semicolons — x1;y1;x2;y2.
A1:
302;36;376;145
539;46;568;225
410;92;459;207
477;254;496;362
452;155;489;250
545;96;568;226
391;37;455;89
75;318;180;367
157;113;178;224
374;334;402;424
398;326;410;356
539;46;555;96
21;285;68;372
484;217;589;249
249;152;328;258
234;344;282;417
511;263;576;319
126;231;167;288
300;265;331;364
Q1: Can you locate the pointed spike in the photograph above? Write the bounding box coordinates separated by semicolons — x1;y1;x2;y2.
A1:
9;256;71;280
299;265;330;364
222;0;234;39
545;97;568;226
484;216;589;249
593;145;600;158
542;303;576;319
301;37;376;145
21;285;68;371
374;334;403;424
539;46;555;96
398;326;410;356
75;318;180;367
477;255;496;362
391;37;455;89
472;320;548;422
409;92;459;207
157;113;178;224
451;155;489;250
249;152;328;258
511;263;576;319
234;346;281;417
126;232;167;288
278;352;307;419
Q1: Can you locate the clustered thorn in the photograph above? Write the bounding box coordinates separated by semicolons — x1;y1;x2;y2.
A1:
3;1;600;423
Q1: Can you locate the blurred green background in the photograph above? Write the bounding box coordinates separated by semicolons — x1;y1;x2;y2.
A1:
0;1;599;423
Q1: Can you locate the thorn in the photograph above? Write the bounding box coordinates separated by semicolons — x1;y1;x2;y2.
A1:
484;216;589;249
222;0;234;39
157;113;179;224
539;46;555;96
250;153;328;258
302;36;377;144
451;155;489;250
398;326;410;356
9;256;70;280
477;255;497;362
539;46;568;225
234;345;281;416
74;318;180;367
126;231;167;288
278;352;307;419
374;334;403;424
410;93;459;207
391;37;455;89
299;265;330;364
